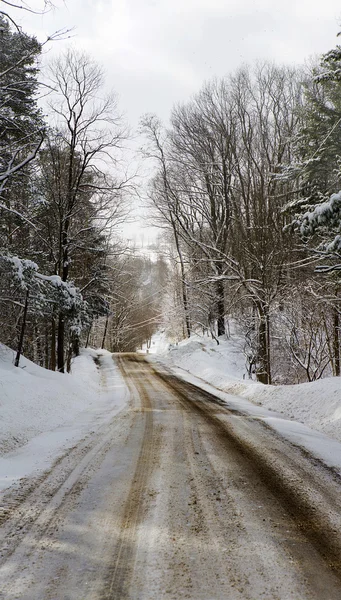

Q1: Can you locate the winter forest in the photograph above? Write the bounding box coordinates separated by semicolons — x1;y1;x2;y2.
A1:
1;1;341;385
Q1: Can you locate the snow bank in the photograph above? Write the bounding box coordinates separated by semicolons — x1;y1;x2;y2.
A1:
0;345;96;455
157;333;341;444
164;333;247;382
240;377;341;444
0;345;128;491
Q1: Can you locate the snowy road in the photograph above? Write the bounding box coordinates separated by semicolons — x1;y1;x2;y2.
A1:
1;354;341;599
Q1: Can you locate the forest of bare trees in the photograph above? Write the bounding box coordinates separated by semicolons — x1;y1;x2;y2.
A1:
0;1;340;384
143;61;341;384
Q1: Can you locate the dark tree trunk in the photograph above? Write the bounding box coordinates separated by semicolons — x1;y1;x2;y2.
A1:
35;324;42;366
50;315;56;371
215;279;225;337
73;335;80;357
45;326;49;370
57;217;70;374
66;342;72;373
171;216;191;338
57;314;65;373
101;315;109;350
15;289;29;368
183;286;191;338
256;302;271;385
333;304;340;377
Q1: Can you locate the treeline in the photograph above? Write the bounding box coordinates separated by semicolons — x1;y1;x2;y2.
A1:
144;54;341;384
88;252;167;352
2;1;341;382
0;9;161;369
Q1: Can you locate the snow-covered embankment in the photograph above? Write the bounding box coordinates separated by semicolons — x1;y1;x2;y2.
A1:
0;346;127;491
154;334;341;445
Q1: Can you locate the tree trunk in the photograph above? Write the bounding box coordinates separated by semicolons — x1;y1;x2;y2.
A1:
57;217;70;374
73;334;80;358
66;342;72;373
15;289;29;368
183;287;191;338
86;321;92;348
101;315;109;350
45;327;49;370
171;217;191;338
256;302;271;385
36;324;42;366
50;315;56;371
333;304;340;377
57;314;65;373
32;320;38;364
215;279;225;337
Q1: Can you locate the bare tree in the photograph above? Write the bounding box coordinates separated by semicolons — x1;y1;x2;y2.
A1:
143;65;304;382
228;64;304;383
168;81;239;337
141;115;192;338
44;49;129;371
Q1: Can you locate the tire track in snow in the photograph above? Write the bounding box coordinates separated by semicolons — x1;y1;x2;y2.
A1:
154;366;341;582
104;357;156;599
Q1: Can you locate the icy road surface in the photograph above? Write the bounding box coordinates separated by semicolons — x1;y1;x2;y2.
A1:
1;354;341;599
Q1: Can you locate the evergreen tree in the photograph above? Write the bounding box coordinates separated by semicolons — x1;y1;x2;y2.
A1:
0;14;44;240
283;45;341;376
285;47;341;269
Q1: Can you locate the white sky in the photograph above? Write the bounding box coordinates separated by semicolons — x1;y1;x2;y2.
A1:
17;0;341;126
13;0;341;242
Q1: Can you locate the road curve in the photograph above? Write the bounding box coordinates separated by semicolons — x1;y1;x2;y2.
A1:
1;353;341;599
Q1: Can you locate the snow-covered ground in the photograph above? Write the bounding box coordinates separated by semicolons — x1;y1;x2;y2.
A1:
1;330;340;494
0;345;128;492
151;331;341;453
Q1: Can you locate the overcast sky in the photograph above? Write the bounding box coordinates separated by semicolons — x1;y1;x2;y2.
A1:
18;0;341;127
14;0;341;242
